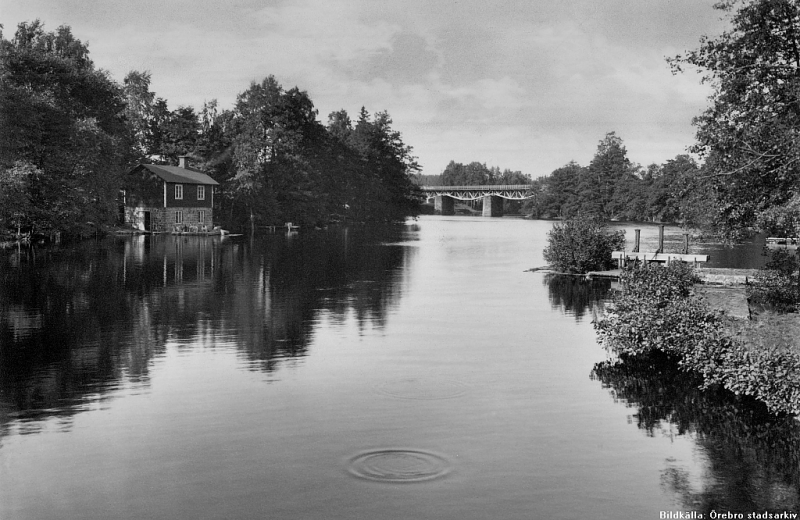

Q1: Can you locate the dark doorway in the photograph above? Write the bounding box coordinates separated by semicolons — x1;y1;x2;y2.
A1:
143;211;151;231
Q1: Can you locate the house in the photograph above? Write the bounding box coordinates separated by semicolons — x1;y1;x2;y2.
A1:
121;156;219;232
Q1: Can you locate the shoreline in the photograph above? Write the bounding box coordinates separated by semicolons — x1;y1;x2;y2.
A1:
591;263;800;416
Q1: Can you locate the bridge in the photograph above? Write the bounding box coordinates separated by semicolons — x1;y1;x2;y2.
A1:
420;185;536;217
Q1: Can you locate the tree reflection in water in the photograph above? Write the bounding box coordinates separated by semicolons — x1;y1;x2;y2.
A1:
0;225;412;436
592;351;800;513
544;273;613;321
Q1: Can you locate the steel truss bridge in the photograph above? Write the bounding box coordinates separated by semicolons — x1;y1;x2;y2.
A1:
420;185;535;201
419;185;535;217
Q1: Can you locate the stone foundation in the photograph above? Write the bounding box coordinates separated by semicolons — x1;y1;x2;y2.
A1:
482;195;503;217
434;196;455;216
126;206;213;232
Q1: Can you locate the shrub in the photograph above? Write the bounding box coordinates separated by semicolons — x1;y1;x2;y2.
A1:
713;343;800;415
616;261;699;304
748;248;799;312
543;216;625;274
595;263;722;358
594;262;800;415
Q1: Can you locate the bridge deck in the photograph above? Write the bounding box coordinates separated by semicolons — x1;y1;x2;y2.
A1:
420;185;533;191
420;185;535;201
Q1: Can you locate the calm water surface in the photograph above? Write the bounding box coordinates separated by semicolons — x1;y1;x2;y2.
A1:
1;217;798;519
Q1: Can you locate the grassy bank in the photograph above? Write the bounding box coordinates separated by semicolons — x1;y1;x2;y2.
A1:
594;263;800;415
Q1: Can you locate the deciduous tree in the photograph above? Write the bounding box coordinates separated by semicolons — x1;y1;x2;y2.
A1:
0;20;129;237
670;0;800;239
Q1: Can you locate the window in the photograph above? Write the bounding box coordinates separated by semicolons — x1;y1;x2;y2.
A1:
197;185;205;200
175;184;183;200
198;210;205;223
175;211;183;224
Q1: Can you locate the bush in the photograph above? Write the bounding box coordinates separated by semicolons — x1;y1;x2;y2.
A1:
543;216;625;274
594;262;800;415
747;249;800;312
595;263;721;358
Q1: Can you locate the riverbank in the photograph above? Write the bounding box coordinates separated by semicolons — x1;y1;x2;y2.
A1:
693;270;800;359
594;263;800;416
725;307;800;358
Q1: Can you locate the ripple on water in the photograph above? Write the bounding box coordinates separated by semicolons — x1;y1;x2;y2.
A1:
375;377;468;400
348;449;451;483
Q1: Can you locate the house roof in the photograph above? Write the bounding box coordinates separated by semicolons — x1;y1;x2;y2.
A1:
136;164;219;185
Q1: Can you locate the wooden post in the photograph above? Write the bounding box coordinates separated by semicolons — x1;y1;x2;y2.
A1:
633;229;640;253
683;233;689;255
657;225;665;254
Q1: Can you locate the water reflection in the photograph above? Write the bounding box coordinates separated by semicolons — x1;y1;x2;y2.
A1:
0;226;413;436
0;241;154;441
592;351;800;513
544;274;612;321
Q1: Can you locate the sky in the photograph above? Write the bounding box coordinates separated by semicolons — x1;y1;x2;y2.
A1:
1;0;731;179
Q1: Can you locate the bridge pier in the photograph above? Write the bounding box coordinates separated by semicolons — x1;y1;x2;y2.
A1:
434;196;455;216
482;195;503;217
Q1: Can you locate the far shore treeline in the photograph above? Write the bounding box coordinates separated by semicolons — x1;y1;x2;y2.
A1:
0;21;423;239
5;0;800;243
418;133;711;227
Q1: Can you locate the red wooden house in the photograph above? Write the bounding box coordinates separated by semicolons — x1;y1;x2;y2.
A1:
121;157;219;232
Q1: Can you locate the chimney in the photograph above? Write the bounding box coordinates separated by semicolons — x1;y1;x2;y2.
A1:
178;156;189;169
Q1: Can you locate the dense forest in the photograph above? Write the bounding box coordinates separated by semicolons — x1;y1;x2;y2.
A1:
0;21;423;238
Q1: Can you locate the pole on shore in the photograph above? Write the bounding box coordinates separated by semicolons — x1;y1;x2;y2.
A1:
633;229;640;253
657;225;665;254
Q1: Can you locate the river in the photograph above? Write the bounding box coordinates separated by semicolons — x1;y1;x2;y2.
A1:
0;217;798;519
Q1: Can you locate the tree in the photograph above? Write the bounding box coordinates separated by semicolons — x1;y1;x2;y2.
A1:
228;76;288;230
157;106;201;163
122;70;156;161
0;162;36;235
497;168;531;185
537;161;587;218
0;21;130;237
347;109;422;220
441;161;495;186
327;109;352;142
670;0;800;239
580;132;635;220
654;155;703;224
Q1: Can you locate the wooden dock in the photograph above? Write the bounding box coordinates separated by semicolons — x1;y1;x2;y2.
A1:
611;251;710;267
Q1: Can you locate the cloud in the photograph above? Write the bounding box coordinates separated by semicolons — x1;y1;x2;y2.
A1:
0;0;725;178
253;0;401;66
438;77;529;112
